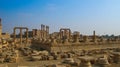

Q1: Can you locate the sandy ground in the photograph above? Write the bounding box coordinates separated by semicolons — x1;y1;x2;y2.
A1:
1;44;120;67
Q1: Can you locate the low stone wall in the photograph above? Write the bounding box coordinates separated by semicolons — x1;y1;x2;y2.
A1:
50;44;120;52
32;41;120;52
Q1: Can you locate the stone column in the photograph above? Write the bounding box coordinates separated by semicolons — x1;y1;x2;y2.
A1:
13;28;16;42
20;28;22;45
93;30;96;42
39;30;41;39
74;36;79;43
60;29;62;39
64;29;67;39
69;29;71;39
47;26;49;38
83;35;88;43
43;25;45;31
46;26;49;38
41;24;43;31
41;24;43;39
32;29;37;37
43;25;45;39
26;28;28;44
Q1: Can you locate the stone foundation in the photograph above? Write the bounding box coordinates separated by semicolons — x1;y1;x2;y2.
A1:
31;41;120;52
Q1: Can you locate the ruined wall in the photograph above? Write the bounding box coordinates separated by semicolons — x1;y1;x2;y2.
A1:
31;40;120;52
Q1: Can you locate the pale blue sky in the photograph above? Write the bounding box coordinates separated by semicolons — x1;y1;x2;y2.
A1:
0;0;120;35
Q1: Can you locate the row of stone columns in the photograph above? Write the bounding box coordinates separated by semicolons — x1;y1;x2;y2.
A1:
13;27;28;46
41;24;49;39
59;29;96;42
83;31;96;42
60;28;71;39
46;26;49;38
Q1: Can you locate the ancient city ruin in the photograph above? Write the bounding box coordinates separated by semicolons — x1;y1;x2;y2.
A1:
0;18;120;67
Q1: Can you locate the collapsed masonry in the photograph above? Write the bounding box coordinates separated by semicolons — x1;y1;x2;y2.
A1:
31;25;120;52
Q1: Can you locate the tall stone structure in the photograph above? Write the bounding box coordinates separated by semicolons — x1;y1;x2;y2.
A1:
0;18;2;38
40;24;49;39
73;31;80;43
13;27;28;47
60;28;71;39
93;30;96;42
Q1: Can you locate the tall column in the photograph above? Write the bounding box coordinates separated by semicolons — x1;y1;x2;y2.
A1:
41;24;43;31
43;25;45;31
47;26;49;34
62;31;64;39
41;24;43;39
46;26;49;38
43;25;45;39
60;29;62;39
93;30;96;42
69;29;71;39
83;35;87;42
26;28;28;44
32;29;36;37
20;28;22;45
60;29;64;39
13;28;16;42
47;26;49;38
64;29;67;39
41;24;44;39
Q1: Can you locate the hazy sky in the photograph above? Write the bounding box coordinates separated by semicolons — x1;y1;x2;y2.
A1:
0;0;120;35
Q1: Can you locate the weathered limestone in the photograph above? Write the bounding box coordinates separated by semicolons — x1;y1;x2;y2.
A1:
63;58;74;64
73;31;80;44
32;29;37;37
93;31;97;43
79;59;92;67
31;25;120;54
60;28;71;39
32;24;49;40
46;39;52;44
79;56;95;67
0;44;18;63
63;39;70;45
46;26;49;38
83;35;89;43
112;52;120;63
20;28;22;45
40;24;49;39
97;55;110;67
51;39;58;46
98;59;109;67
13;27;28;47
